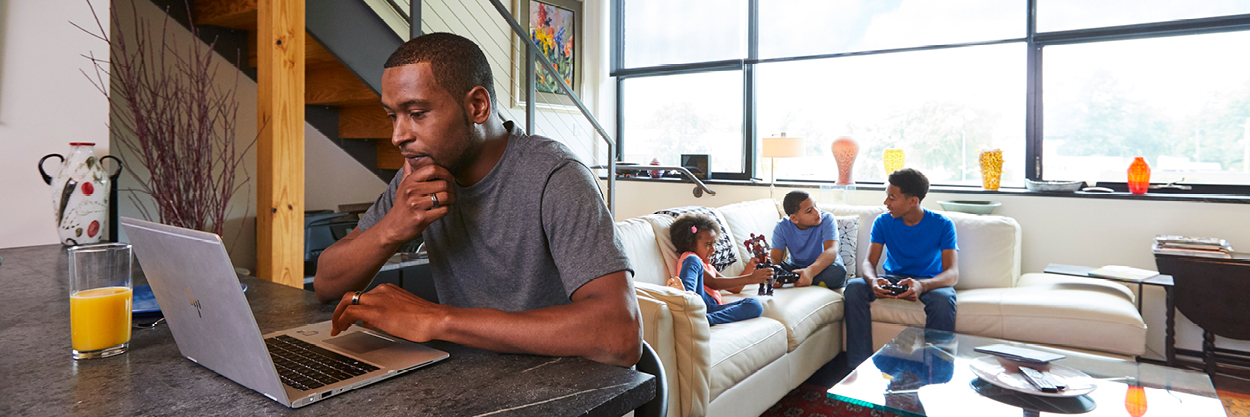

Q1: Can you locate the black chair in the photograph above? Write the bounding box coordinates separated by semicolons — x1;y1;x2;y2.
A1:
634;341;668;417
1156;254;1250;376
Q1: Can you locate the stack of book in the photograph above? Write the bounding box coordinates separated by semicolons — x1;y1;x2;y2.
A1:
1153;235;1234;259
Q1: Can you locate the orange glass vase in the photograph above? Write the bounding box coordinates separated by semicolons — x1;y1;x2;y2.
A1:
1125;385;1148;417
831;136;859;185
1128;157;1150;194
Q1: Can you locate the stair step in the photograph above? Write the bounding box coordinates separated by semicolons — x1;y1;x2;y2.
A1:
339;105;393;139
194;0;257;29
377;141;404;171
307;64;379;106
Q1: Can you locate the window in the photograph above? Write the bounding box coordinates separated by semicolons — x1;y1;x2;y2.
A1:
759;0;1022;59
757;44;1025;185
1039;0;1250;32
622;0;747;68
612;0;1250;190
621;70;745;174
1043;31;1250;185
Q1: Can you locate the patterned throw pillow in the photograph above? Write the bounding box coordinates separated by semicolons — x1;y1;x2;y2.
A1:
655;206;739;272
835;215;859;278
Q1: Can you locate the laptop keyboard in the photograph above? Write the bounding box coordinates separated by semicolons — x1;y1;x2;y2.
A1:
265;335;380;391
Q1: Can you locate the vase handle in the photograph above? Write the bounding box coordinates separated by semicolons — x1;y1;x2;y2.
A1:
101;155;123;180
38;154;64;185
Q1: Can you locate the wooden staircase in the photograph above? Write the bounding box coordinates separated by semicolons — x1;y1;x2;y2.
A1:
194;0;405;171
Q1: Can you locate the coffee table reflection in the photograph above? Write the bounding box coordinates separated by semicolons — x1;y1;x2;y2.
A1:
828;327;1226;416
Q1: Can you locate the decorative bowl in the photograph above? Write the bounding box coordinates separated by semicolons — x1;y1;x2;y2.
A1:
937;200;1001;215
1025;179;1085;193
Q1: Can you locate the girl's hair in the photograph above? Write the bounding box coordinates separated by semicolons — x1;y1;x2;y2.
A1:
670;213;719;254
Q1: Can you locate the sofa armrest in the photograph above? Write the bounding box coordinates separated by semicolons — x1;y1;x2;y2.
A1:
635;282;713;417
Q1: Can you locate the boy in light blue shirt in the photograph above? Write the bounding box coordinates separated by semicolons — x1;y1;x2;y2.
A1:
769;191;848;289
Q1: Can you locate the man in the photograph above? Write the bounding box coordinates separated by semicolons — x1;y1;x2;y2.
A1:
769;191;848;289
843;168;958;366
313;33;642;367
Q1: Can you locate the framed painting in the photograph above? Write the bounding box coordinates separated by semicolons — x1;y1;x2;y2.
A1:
512;0;582;111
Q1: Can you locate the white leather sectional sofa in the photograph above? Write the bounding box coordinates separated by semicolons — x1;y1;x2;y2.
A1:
617;199;1147;417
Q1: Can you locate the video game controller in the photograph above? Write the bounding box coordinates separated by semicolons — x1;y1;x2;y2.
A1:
879;274;910;296
882;283;909;296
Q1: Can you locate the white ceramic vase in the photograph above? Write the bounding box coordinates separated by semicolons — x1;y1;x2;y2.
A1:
39;143;114;246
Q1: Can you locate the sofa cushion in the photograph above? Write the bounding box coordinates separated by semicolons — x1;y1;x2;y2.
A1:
706;317;788;401
997;286;1146;356
614;217;671;287
716;199;785;271
723;286;845;351
655;206;740;272
939;211;1022;289
1015;272;1135;304
634;282;713;417
821;204;887;276
863;285;1145;356
835;215;859;278
864;289;1007;337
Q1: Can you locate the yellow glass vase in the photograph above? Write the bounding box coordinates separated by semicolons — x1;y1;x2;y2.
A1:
979;149;1003;190
882;148;905;176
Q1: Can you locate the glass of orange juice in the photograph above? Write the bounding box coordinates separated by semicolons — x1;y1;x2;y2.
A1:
69;243;133;359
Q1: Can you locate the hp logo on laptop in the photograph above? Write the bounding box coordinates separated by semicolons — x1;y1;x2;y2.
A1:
187;287;202;318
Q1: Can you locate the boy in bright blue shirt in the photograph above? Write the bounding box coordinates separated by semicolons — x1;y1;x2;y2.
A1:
844;168;959;366
770;191;848;289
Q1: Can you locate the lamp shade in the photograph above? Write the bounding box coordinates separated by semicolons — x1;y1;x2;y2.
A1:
763;135;804;158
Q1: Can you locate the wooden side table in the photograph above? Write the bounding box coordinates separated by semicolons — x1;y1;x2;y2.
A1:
1043;263;1176;367
1154;254;1250;378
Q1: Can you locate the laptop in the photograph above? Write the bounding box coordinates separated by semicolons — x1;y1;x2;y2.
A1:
120;217;449;408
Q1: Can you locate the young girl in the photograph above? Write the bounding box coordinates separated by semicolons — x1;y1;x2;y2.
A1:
668;214;769;325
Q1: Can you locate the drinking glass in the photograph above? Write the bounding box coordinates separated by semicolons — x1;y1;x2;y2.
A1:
69;243;133;359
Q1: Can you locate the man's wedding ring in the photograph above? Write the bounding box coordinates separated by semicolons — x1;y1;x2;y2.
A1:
430;194;440;209
351;291;363;305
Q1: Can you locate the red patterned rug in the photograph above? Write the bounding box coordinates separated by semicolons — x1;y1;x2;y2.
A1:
765;383;1250;416
761;384;901;417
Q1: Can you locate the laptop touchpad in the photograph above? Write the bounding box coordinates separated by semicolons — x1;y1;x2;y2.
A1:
323;331;395;354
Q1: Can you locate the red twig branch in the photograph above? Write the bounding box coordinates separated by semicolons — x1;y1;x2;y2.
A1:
80;0;258;239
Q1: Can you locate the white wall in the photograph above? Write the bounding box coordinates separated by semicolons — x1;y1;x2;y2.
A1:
607;179;1250;361
110;0;387;271
0;1;112;249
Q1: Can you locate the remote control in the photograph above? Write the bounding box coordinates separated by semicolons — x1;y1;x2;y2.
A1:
1019;367;1059;393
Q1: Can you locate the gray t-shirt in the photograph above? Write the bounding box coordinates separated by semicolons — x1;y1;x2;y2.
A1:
356;122;631;311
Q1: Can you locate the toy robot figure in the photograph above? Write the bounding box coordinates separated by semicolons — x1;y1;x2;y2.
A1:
743;233;799;296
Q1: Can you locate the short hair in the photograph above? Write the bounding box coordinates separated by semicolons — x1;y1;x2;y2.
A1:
889;168;930;201
670;213;719;255
384;33;496;106
782;191;810;215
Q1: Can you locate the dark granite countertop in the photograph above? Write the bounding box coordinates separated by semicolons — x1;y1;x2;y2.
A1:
0;244;653;416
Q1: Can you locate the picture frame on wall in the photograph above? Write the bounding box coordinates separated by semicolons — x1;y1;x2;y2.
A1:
512;0;582;111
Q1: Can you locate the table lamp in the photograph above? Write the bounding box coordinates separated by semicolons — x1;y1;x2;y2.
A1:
763;133;804;199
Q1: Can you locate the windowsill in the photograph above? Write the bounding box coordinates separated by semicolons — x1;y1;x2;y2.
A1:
601;175;1250;205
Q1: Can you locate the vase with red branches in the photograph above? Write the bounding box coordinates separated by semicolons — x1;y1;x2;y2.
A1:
77;0;258;243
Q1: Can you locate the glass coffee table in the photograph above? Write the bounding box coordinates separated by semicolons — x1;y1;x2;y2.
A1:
829;327;1226;416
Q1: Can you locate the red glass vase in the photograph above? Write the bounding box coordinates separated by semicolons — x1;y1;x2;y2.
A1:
1127;157;1150;194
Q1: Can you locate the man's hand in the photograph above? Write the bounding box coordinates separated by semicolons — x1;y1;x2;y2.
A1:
895;278;924;302
378;159;457;244
331;284;447;342
871;277;895;299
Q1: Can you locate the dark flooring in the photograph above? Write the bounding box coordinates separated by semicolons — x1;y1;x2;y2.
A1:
801;353;854;389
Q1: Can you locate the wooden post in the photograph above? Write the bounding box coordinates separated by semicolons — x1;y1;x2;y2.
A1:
256;0;305;288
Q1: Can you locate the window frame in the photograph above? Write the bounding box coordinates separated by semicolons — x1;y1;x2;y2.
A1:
611;0;1250;191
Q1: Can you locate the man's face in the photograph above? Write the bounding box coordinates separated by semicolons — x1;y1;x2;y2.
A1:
789;198;822;228
381;63;478;175
883;185;918;218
